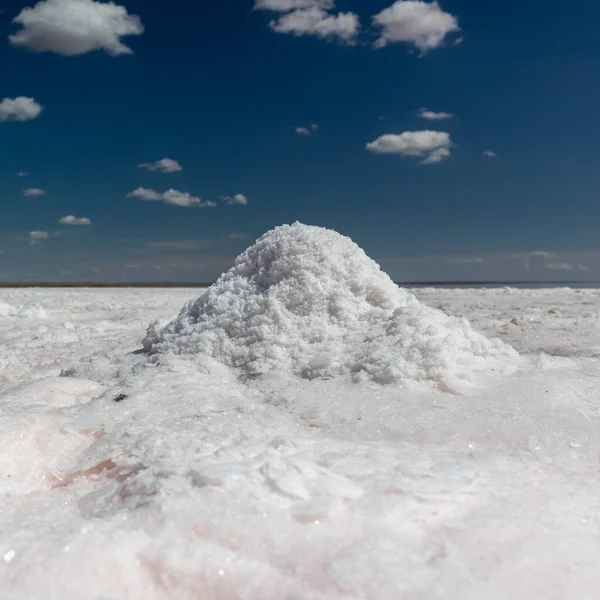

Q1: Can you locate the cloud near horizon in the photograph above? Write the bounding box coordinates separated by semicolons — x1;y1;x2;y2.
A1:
148;240;210;251
510;251;589;274
9;0;144;56
446;256;484;264
28;230;50;245
544;262;588;273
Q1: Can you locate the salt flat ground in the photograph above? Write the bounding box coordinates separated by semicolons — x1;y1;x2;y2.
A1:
1;287;600;600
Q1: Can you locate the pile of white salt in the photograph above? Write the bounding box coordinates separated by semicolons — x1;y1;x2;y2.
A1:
144;223;516;385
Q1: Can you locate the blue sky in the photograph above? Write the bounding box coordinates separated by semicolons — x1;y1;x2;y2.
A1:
1;0;600;282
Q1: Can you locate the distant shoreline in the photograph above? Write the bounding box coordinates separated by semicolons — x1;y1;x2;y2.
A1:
0;281;598;289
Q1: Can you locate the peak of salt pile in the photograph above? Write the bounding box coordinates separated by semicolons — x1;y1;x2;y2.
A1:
144;223;516;384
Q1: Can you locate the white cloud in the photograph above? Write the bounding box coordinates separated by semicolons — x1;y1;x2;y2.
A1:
483;150;497;157
373;1;460;54
128;187;216;208
138;158;183;173
544;262;588;273
366;130;452;164
507;251;591;275
254;0;334;10
9;0;144;57
29;230;49;245
127;187;162;201
220;194;248;206
59;215;91;225
419;107;453;120
16;171;28;177
447;256;484;264
269;7;359;42
162;190;216;207
296;123;319;135
512;251;569;273
420;146;450;164
22;187;47;196
0;97;43;122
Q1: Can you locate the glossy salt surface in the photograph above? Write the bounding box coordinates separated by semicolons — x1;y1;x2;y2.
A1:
1;285;600;599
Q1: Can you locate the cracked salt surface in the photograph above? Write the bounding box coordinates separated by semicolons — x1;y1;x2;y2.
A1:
1;224;600;599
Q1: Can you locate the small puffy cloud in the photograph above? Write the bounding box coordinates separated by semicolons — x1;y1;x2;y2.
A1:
419;107;453;120
22;187;47;196
483;150;497;157
0;97;43;122
421;146;450;164
366;130;452;164
447;256;484;264
59;215;91;225
373;1;460;54
269;8;359;43
296;123;319;135
544;262;588;273
162;190;216;208
9;0;144;57
128;187;161;201
138;158;182;173
255;0;334;10
29;230;49;245
16;171;28;177
220;194;248;206
128;187;216;208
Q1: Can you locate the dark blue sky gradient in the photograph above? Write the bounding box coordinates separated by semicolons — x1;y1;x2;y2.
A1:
1;0;600;281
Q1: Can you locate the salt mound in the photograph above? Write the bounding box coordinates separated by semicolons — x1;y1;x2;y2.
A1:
143;223;516;384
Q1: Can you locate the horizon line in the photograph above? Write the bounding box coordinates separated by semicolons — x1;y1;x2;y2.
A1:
0;280;598;289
